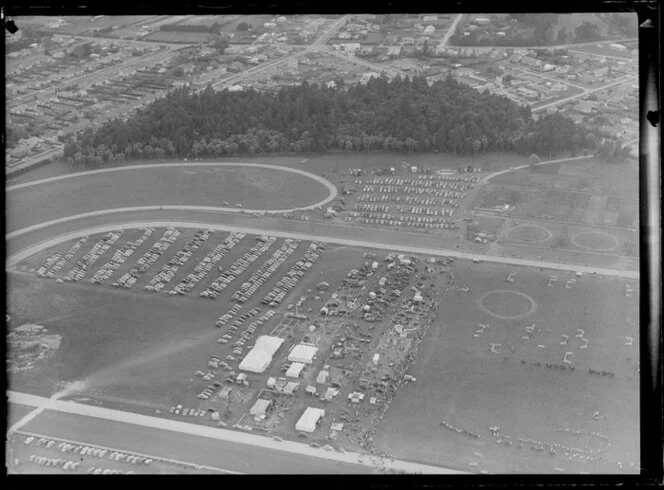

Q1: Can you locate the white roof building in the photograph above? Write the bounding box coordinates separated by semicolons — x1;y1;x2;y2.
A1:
288;344;318;364
249;398;272;418
295;407;325;433
286;362;306;378
239;336;284;373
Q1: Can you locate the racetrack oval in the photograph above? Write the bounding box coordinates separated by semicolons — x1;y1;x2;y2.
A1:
6;163;337;233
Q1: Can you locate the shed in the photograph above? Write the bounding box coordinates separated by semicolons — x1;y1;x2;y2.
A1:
296;407;326;433
286;362;306;378
316;370;329;384
284;381;300;395
288;344;318;364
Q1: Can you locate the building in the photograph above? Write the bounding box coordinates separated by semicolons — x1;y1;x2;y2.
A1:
424;25;435;34
387;45;402;56
286;362;306;378
249;398;273;419
239;335;284;373
423;15;438;22
288;343;318;364
295;407;325;433
316;370;329;384
343;43;361;53
554;64;570;74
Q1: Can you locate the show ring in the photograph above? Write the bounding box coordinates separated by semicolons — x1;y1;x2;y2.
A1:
505;224;552;244
571;231;619;252
478;289;538;320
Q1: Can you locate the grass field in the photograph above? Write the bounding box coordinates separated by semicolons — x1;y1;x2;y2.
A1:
7;165;331;232
8;228;355;410
8;404;36;427
9;222;639;473
374;260;639;474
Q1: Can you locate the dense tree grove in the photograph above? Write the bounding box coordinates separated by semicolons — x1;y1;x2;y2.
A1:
64;75;602;168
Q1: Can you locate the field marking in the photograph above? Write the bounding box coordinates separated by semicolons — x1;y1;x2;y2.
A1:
6;214;639;278
505;224;553;244
571;231;620;252
478;290;538;320
6;161;338;213
13;429;241;474
7;391;466;474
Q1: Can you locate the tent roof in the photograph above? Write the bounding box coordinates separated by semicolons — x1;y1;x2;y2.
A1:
288;344;318;364
296;407;326;432
286;362;306;378
249;398;272;415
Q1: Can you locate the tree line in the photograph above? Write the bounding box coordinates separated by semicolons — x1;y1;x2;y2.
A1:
64;74;605;168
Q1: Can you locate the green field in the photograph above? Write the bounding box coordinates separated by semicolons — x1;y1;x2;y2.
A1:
374;260;639;474
7;165;331;232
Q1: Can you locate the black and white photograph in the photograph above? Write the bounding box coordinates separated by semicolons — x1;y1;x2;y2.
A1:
5;5;659;479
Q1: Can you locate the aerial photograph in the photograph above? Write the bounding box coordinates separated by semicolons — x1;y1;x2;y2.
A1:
6;12;641;475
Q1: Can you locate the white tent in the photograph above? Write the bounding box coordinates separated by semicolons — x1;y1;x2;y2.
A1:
295;407;325;433
239;335;284;373
288;344;318;364
286;362;306;378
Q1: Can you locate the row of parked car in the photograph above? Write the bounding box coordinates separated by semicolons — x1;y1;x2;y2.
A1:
36;236;88;278
200;235;276;299
231;239;299;304
89;228;155;285
61;231;123;282
112;228;181;290
146;229;212;293
262;244;324;307
227;310;276;356
169;232;245;295
28;454;81;471
215;304;243;328
217;308;269;353
23;436;153;472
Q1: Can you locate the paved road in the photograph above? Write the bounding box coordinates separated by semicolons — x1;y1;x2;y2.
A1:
324;48;406;77
9;391;463;474
448;37;637;52
7;146;64;176
530;75;636;112
6;212;639;279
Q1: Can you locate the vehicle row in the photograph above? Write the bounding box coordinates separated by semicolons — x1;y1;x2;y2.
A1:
348;216;459;229
262;244;323;307
89;227;155;284
110;227;181;289
146;229;212;293
61;231;123;282
36;236;88;277
231;239;299;303
169;232;245;295
200;235;277;299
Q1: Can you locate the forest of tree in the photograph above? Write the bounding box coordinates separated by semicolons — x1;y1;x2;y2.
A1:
63;74;608;168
